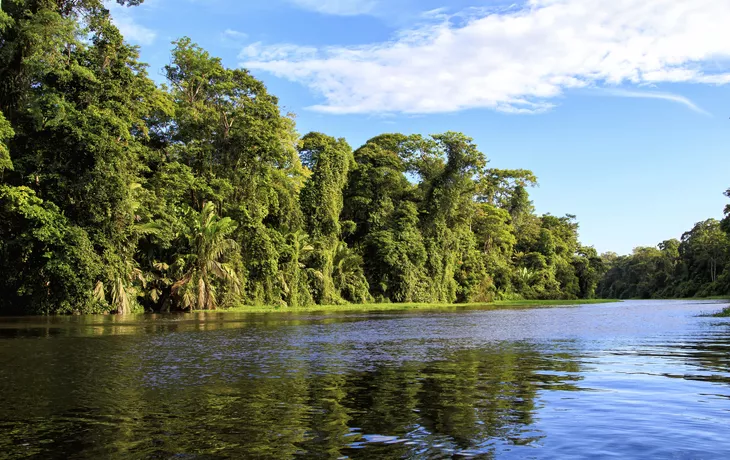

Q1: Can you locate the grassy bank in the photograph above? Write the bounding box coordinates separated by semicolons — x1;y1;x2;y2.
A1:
217;299;618;314
711;307;730;317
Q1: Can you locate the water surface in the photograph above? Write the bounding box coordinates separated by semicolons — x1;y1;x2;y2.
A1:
0;300;729;459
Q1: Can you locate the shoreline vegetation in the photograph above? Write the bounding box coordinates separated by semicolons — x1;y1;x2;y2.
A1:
218;299;620;314
710;306;730;317
2;2;730;316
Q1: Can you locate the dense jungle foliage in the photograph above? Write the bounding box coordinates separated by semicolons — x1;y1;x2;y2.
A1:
0;1;727;313
597;213;730;299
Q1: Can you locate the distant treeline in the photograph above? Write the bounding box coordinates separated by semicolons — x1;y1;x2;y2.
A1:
0;1;614;314
597;212;730;299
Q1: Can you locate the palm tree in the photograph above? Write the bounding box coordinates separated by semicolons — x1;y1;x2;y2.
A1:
171;202;241;310
93;185;162;314
517;267;536;285
332;242;371;303
280;230;314;307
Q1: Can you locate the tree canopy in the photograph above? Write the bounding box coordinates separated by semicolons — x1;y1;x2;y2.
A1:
597;218;730;299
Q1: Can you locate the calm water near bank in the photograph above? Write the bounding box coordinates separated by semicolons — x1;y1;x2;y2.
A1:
0;300;729;459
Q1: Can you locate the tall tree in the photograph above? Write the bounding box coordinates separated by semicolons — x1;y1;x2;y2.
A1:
343;134;428;302
299;132;360;304
1;0;161;313
160;38;307;307
419;132;489;302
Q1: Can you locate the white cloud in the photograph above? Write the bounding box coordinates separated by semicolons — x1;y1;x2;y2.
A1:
604;89;710;116
221;29;249;46
224;29;248;40
242;0;730;114
287;0;378;16
109;4;157;45
241;42;319;61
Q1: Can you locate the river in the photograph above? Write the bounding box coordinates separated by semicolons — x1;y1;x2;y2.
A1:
0;300;728;459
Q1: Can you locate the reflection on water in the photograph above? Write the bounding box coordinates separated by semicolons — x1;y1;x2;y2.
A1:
0;300;728;459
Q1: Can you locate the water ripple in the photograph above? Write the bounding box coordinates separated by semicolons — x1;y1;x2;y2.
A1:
0;300;728;458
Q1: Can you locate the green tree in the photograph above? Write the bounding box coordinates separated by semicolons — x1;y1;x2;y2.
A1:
679;219;729;294
0;111;13;175
299;132;356;305
419;132;488;303
160;38;306;307
332;242;371;304
1;0;163;313
280;230;314;308
473;203;515;296
171;202;241;310
343;134;429;302
572;246;604;299
0;185;102;314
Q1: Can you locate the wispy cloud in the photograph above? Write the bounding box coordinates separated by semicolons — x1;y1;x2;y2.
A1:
223;29;248;40
221;29;249;47
242;0;730;114
287;0;378;16
604;89;710;115
109;3;157;45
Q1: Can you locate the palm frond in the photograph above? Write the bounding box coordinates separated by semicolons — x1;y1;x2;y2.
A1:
135;221;164;237
93;281;105;303
153;261;169;271
171;203;241;310
112;276;130;314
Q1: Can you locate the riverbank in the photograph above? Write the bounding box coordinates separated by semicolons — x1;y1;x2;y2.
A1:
218;299;619;314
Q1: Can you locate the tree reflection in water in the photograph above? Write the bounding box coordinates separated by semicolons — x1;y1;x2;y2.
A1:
2;305;727;459
0;328;584;459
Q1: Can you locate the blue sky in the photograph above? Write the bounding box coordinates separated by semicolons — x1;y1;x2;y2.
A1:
110;0;730;255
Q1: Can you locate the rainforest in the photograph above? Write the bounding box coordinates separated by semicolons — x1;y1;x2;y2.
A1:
1;1;729;315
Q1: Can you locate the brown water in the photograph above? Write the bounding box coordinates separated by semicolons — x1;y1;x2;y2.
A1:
0;300;729;459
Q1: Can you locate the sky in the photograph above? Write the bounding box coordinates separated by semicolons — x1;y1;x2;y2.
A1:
110;0;730;255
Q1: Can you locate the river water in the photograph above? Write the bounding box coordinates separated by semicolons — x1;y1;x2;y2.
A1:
0;300;728;459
